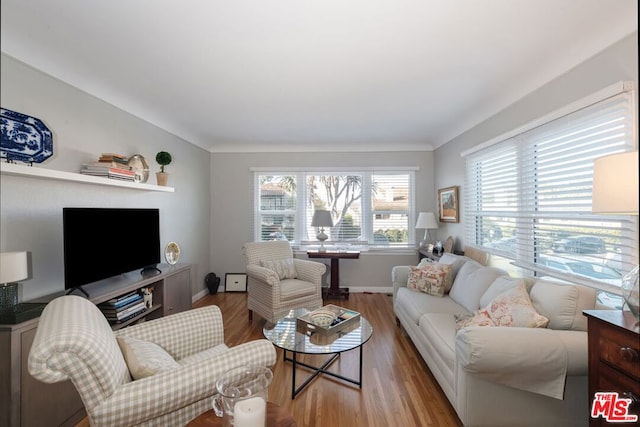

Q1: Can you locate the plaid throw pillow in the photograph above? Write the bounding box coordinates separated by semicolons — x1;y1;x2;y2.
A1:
261;258;298;279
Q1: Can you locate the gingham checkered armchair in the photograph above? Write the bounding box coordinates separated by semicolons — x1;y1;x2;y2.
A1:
28;295;276;427
243;241;325;323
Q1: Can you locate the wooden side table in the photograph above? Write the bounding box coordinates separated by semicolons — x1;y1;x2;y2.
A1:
188;402;297;427
307;251;360;299
418;249;441;262
583;310;639;426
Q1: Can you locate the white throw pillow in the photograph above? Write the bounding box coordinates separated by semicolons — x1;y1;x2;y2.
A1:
117;336;180;380
449;262;507;312
529;280;596;331
261;258;297;279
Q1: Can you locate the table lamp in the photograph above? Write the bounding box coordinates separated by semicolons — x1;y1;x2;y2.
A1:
1;251;29;312
0;251;47;324
311;210;333;252
415;212;438;249
592;151;639;319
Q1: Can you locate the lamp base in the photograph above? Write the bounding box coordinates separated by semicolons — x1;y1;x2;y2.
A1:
0;282;19;312
317;228;328;252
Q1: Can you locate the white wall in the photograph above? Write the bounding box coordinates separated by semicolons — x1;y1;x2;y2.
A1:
210;151;435;290
1;54;212;301
433;32;639;249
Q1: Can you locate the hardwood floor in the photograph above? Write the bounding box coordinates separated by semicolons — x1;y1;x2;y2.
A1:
193;292;461;427
77;292;462;426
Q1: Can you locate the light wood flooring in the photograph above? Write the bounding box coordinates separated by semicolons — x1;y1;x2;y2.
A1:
78;292;462;426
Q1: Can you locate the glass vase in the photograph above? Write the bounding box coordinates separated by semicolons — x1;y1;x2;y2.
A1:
621;264;639;320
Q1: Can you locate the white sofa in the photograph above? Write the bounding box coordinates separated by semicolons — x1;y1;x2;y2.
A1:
392;253;596;427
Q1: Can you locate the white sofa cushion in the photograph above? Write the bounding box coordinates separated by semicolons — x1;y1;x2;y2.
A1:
419;313;457;385
456;327;569;399
394;287;468;325
529;280;596;331
449;262;507;312
438;253;472;282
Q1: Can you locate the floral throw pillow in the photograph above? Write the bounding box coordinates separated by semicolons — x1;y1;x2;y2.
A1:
484;283;549;328
261;258;297;279
455;309;496;330
407;264;453;296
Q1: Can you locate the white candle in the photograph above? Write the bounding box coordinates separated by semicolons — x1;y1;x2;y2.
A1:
234;396;266;427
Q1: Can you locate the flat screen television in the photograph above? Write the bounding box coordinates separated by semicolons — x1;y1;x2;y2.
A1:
63;208;161;296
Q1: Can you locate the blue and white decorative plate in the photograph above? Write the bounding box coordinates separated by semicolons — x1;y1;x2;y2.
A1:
1;108;54;164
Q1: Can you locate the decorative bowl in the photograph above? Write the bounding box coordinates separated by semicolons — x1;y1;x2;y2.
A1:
309;309;336;328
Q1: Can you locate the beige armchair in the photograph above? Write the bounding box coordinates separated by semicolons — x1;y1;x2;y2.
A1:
28;295;276;427
243;241;326;323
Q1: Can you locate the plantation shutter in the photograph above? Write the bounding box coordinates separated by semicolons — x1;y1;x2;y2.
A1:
464;85;637;293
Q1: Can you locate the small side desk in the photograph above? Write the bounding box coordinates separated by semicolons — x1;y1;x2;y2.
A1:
307;251;360;300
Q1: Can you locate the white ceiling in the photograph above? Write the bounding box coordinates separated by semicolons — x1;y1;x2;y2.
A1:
1;1;637;153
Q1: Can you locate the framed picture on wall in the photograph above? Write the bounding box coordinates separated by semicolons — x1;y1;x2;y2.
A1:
438;186;459;223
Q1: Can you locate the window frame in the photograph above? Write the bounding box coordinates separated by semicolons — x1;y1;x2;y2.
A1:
252;167;417;249
462;81;638;294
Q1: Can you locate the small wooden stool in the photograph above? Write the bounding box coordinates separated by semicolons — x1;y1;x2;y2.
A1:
188;402;297;427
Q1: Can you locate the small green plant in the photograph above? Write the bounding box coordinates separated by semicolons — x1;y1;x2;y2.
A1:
155;151;172;173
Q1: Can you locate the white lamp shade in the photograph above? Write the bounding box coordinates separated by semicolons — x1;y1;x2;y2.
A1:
415;212;438;229
592;151;639;215
311;210;333;227
0;252;29;284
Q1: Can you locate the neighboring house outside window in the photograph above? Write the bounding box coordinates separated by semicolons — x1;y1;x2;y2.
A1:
253;169;415;248
463;82;638;305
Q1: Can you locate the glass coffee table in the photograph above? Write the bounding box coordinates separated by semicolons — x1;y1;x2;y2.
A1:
263;308;373;399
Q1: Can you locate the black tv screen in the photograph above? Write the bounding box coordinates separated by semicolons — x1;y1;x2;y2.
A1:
63;208;160;290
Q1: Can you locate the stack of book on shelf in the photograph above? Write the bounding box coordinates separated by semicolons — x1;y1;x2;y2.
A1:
80;153;135;181
98;291;146;324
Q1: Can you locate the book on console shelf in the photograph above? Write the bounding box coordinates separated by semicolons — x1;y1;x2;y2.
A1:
101;301;146;322
106;307;147;324
99;298;144;315
99;291;143;308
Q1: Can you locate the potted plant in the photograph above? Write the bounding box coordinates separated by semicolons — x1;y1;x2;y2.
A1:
155;151;172;186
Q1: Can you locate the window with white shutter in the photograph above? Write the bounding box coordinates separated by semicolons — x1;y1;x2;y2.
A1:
464;82;637;294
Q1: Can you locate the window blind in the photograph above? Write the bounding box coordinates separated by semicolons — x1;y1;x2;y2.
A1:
464;89;637;293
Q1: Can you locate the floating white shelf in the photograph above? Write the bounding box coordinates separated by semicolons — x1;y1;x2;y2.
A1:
0;162;175;192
